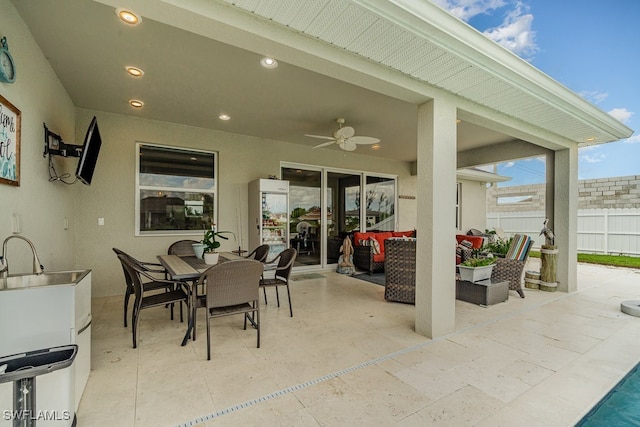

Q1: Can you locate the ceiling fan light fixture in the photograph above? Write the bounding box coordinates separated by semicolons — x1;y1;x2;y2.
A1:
260;57;278;69
305;117;380;152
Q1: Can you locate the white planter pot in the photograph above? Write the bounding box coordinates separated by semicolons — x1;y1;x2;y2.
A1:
203;252;219;265
458;264;494;283
192;243;206;259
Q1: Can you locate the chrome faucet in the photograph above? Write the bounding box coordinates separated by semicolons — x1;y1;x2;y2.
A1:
0;235;45;278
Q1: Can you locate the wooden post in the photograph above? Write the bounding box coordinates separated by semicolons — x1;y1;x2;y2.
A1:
540;244;558;291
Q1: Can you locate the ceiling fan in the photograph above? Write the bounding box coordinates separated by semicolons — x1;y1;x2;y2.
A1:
305;118;380;151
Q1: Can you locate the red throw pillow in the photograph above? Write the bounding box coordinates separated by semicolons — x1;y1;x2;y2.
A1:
374;232;393;254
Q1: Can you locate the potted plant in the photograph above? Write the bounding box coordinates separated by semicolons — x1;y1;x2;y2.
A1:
458;256;496;283
202;225;235;265
482;236;513;258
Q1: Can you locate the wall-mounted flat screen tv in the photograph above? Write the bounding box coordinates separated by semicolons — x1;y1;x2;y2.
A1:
75;116;101;185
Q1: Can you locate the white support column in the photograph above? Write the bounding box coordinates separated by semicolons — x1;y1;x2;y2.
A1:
415;98;457;338
554;147;578;293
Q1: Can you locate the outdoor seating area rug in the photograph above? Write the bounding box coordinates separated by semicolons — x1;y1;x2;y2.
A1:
351;273;385;286
290;273;325;281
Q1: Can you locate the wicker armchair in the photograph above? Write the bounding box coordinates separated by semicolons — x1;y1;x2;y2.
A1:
353;245;385;274
384;239;416;304
490;234;533;298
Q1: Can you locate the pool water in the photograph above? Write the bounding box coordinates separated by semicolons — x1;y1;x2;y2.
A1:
576;363;640;426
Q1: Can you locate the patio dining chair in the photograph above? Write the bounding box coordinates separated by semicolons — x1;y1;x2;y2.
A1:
259;248;297;317
117;254;190;348
245;244;270;263
113;247;179;327
191;259;264;360
167;239;199;256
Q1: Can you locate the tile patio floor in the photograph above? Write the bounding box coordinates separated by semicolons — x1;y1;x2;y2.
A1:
78;260;640;426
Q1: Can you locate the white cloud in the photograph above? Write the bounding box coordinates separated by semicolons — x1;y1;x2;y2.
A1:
483;2;538;59
579;90;609;105
433;1;539;60
430;0;507;21
623;134;640;144
608;108;634;124
581;153;606;163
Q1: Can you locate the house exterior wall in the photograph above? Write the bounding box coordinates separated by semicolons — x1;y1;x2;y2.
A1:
0;0;78;275
459;179;489;233
74;109;413;297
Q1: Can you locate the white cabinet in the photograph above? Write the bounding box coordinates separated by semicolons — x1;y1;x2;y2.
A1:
0;270;92;426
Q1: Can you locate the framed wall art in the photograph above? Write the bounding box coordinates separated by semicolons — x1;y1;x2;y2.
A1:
0;94;20;186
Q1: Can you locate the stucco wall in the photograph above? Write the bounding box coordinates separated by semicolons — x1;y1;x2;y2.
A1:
74;110;412;296
0;0;77;275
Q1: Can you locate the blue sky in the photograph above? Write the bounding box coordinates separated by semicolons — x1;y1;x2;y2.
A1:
432;0;639;186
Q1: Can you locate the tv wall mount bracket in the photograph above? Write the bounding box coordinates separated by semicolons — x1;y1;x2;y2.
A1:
43;123;83;158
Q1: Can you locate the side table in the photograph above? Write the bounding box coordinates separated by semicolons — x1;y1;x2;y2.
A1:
456;279;509;306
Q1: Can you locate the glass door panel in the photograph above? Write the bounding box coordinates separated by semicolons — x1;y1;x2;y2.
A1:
282;167;322;267
327;172;361;263
365;176;396;231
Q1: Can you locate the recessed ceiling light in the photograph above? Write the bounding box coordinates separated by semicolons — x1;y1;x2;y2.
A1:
371;144;381;150
129;99;144;108
219;114;231;121
585;136;597;142
116;8;141;25
125;66;144;77
260;57;278;69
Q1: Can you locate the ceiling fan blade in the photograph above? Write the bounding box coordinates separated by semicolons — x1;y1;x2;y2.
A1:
335;126;355;139
339;140;357;151
349;136;380;145
304;134;335;140
313;141;336;149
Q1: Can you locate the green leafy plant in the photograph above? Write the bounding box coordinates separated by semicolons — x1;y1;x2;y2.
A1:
482;236;513;257
202;226;235;253
460;257;496;267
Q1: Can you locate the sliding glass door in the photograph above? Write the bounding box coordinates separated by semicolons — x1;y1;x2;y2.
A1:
282;163;396;269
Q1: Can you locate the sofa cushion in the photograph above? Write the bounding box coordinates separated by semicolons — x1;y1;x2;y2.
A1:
369;237;381;254
506;234;533;261
373;232;393;254
456;234;483;249
353;232;374;246
392;230;415;238
372;253;385;263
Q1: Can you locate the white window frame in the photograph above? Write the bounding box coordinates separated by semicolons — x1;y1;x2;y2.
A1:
135;143;218;236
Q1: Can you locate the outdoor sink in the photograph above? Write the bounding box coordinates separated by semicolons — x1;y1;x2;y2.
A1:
0;270;89;290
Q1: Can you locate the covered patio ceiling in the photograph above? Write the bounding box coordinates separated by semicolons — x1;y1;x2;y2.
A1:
12;0;632;163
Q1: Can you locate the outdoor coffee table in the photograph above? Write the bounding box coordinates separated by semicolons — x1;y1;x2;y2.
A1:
456;278;509;307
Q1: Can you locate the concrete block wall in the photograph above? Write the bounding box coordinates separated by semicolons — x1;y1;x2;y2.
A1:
487;175;640;212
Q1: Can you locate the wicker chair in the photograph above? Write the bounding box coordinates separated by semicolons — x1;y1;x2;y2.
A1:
490;234;533;298
192;259;263;360
384;239;416;304
167;239;199;256
259;248;297;317
117;254;190;348
113;247;175;327
245;244;270;263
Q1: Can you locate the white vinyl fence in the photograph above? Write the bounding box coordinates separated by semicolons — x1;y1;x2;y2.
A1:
487;208;640;256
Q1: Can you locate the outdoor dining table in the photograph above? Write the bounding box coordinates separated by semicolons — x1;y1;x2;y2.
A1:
157;252;248;346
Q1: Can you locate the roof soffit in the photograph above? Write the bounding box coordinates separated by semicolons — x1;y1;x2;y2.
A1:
209;0;633;144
